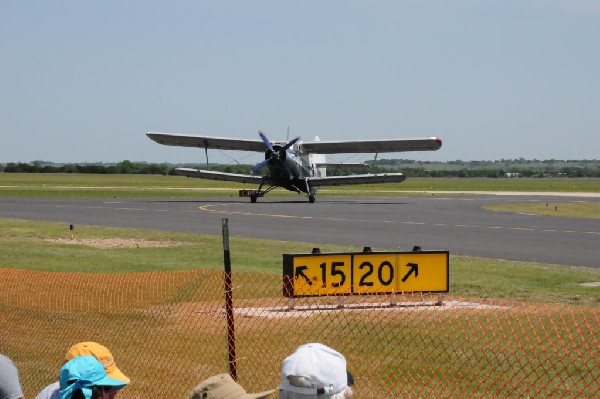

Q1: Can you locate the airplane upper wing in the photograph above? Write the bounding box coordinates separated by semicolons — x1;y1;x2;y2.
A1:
299;137;442;154
148;132;442;155
175;168;264;184
308;173;406;187
147;132;266;152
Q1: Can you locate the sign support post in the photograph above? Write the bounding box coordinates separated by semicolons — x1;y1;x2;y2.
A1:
222;219;237;381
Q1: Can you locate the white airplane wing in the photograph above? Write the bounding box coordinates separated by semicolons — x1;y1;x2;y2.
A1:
308;173;406;187
175;168;264;184
147;132;265;152
176;168;405;187
299;137;442;154
148;132;442;154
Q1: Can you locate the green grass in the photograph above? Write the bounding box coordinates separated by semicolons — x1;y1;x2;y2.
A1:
1;218;598;305
0;173;247;198
355;177;600;193
485;202;600;219
451;257;600;304
0;218;356;273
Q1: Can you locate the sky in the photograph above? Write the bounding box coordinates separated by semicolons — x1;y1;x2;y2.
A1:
1;0;599;165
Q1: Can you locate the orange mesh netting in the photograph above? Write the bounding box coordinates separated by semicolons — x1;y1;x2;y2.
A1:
1;268;598;398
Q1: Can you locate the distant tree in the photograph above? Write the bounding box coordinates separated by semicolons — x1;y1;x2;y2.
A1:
116;160;135;174
61;164;77;173
42;165;59;173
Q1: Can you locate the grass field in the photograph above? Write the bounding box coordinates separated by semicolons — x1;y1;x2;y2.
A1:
1;217;598;305
485;202;600;219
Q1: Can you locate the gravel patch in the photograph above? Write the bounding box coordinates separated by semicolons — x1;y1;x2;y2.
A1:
46;238;189;249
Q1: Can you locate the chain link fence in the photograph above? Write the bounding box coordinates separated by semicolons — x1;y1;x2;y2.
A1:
1;267;598;398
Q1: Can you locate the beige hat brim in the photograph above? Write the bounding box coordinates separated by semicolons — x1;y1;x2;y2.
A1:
245;389;276;399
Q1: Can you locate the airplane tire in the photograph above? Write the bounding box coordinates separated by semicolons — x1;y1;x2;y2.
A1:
250;194;257;203
308;194;316;203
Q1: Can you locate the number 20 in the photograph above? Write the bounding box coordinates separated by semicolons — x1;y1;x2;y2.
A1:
358;261;394;286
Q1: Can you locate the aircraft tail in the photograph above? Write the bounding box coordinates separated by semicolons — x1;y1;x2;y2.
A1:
309;136;327;177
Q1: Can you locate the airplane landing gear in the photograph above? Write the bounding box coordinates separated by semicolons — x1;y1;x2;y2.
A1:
305;179;316;203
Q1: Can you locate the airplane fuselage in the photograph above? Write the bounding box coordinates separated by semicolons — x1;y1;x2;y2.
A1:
263;145;315;195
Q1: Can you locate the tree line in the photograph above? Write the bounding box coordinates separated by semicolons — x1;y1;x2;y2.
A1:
1;160;173;175
2;159;599;178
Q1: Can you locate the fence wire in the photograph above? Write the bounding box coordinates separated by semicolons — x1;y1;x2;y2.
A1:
1;268;598;398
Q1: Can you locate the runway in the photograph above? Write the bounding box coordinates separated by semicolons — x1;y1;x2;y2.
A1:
0;194;598;268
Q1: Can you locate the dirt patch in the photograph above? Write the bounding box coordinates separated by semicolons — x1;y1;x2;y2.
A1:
46;237;189;249
580;282;600;287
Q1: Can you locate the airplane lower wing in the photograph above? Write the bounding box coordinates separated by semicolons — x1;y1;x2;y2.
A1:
308;173;406;187
176;167;405;189
175;168;264;184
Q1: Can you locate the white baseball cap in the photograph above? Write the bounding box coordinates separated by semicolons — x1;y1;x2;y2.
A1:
280;343;354;396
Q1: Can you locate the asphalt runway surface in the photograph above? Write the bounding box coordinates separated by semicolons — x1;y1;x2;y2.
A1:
0;194;598;268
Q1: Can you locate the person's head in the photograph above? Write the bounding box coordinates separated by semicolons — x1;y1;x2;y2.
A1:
0;354;24;399
64;342;129;385
279;343;354;399
188;373;275;399
60;356;128;399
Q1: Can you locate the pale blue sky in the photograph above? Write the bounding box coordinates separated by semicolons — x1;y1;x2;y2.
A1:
1;1;599;164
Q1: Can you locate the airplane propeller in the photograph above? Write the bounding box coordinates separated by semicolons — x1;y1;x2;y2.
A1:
258;131;274;153
251;130;300;179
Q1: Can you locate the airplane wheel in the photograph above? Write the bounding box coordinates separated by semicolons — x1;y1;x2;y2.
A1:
251;194;257;203
308;194;316;203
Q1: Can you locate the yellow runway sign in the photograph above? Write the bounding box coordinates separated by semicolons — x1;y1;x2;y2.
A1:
283;250;449;298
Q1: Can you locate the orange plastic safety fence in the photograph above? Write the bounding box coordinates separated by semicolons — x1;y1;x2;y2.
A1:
1;268;598;398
